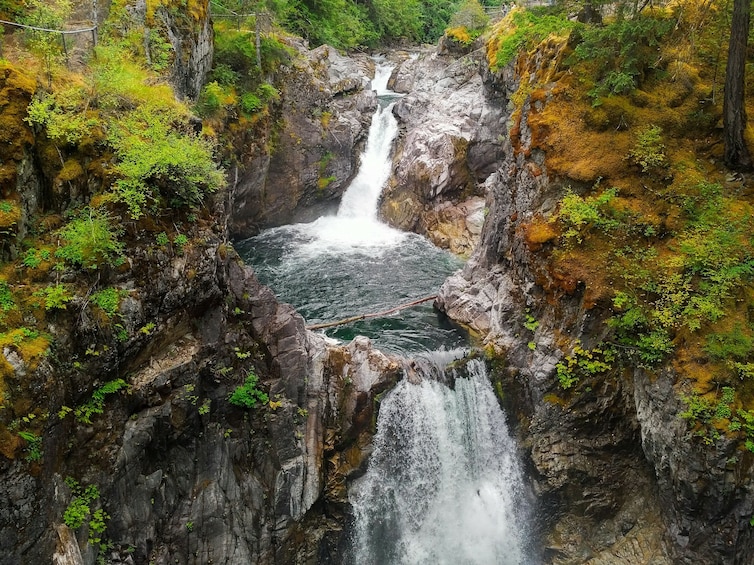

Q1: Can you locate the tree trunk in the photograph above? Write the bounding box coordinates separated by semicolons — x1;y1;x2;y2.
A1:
723;0;752;171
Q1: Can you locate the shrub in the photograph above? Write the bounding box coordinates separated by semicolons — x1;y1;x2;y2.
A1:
555;343;615;390
74;379;129;424
569;15;673;97
26;92;97;146
229;371;268;409
240;92;263;115
109;107;225;218
449;0;489;33
56;208;124;270
34;284;73;310
556;187;620;241
0;281;15;311
18;430;42;461
628;124;666;172
90;288;122;318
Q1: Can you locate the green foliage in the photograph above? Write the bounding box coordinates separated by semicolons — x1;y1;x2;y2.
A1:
17;430;42;461
197;81;229;116
146;29;173;72
26;92;98;146
90;288;122;318
286;0;376;49
705;324;754;361
155;232;170;246
56;209;125;270
74;379;129;424
34;284;73;310
108;106;224;218
0;281;15;311
556;187;620;241
492;10;576;70
568;15;673;98
556;343;615;390
173;233;188;255
369;0;423;42
240;92;263;115
680;387;754;450
679;393;714;425
229;371;268;409
449;0;489;33
23;248;51;269
63;478;109;546
210;63;240;86
524;311;539;332
628;125;666;173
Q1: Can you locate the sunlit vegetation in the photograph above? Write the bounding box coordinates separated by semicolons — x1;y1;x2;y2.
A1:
492;1;754;452
216;0;503;48
0;0;225;462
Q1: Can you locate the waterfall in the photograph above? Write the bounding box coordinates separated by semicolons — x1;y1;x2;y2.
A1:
348;358;532;565
337;63;399;220
371;60;394;95
337;105;399;219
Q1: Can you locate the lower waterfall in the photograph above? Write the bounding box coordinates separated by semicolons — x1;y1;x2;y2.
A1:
348;357;532;565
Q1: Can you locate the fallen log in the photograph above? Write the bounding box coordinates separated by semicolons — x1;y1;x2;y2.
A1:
305;294;438;331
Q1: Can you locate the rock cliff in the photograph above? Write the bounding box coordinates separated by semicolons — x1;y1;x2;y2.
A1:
434;34;754;565
379;47;503;256
228;44;377;238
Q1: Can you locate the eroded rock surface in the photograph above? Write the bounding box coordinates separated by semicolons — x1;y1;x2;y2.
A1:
379;47;505;254
229;44;377;238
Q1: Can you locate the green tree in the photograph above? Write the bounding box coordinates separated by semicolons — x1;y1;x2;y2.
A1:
449;0;489;32
370;0;423;42
21;0;72;84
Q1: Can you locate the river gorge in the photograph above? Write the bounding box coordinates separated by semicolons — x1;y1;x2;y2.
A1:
0;1;753;564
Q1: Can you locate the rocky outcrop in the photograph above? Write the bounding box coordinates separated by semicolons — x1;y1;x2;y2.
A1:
379;47;504;254
229;44;377;238
0;228;399;564
435;32;754;565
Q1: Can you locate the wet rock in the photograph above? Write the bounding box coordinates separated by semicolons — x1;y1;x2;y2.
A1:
379;47;505;254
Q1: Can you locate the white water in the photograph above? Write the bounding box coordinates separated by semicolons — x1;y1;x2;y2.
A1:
349;358;532;564
284;61;403;254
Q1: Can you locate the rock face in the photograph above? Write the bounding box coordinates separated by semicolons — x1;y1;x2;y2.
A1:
0;236;399;564
378;47;504;254
228;44;377;238
435;36;754;565
128;0;214;100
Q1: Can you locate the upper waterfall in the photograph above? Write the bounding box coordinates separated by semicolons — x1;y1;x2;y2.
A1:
337;62;399;220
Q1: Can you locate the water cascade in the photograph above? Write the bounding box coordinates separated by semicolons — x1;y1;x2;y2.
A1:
237;63;466;354
349;357;532;565
239;61;533;563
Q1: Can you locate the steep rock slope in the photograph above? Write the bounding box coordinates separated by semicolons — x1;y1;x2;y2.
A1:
0;3;397;563
228;44;377;238
435;30;754;565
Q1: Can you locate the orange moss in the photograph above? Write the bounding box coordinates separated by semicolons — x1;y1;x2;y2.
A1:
447;26;473;45
523;217;559;252
0;199;21;229
0;427;20;460
0;331;50;373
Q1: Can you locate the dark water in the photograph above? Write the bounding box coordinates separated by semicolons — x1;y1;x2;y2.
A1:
235;221;468;355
